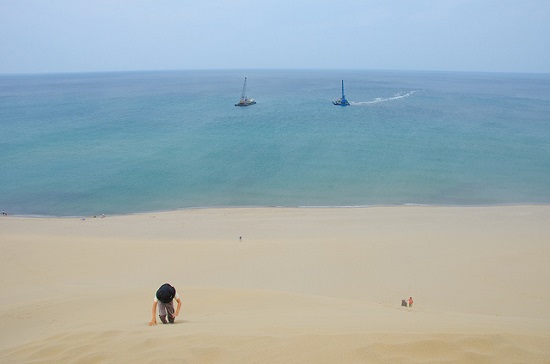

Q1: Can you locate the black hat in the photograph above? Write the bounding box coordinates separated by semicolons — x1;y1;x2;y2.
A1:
156;283;176;303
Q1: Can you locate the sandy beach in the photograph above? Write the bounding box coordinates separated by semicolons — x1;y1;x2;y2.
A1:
1;206;549;363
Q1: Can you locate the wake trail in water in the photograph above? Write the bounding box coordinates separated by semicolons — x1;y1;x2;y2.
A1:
351;90;418;105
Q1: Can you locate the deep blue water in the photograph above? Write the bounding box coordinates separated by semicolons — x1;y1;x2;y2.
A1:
1;69;549;216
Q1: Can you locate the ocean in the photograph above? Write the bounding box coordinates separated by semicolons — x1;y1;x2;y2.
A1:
1;70;549;217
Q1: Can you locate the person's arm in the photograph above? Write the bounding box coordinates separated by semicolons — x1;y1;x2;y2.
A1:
172;297;182;318
149;301;158;326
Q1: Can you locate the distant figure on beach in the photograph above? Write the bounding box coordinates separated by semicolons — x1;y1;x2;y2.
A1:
2;210;7;216
149;283;181;326
401;299;407;307
408;296;414;307
239;236;242;241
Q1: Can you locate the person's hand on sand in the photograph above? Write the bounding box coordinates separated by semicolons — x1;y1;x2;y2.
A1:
148;320;157;326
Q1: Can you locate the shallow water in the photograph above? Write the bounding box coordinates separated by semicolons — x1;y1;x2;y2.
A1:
1;70;549;216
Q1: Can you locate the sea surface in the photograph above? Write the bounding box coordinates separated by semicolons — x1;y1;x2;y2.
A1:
1;69;549;216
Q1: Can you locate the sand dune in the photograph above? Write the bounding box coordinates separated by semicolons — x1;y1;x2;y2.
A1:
1;206;550;362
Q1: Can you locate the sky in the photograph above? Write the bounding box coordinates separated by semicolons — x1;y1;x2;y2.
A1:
1;0;549;74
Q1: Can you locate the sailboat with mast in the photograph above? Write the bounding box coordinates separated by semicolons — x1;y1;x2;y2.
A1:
235;77;256;106
333;80;350;106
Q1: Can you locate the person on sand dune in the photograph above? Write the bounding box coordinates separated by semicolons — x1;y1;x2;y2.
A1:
149;283;182;326
408;296;414;307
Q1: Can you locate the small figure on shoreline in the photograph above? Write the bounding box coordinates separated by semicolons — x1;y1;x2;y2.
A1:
149;283;181;326
408;296;414;307
2;210;7;216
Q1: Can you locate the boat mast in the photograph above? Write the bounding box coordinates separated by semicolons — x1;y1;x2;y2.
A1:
241;77;248;100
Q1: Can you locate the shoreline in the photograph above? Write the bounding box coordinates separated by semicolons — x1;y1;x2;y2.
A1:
4;202;550;219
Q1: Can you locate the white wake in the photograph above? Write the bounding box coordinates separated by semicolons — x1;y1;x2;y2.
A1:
350;90;418;105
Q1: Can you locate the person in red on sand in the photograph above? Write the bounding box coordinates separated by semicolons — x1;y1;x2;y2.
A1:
149;283;182;326
408;296;414;307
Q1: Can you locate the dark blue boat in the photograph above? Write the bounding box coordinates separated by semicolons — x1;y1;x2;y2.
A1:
333;80;350;106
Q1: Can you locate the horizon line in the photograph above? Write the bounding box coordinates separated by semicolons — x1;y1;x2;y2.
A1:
2;67;549;77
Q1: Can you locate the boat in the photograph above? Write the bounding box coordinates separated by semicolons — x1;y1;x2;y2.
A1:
235;77;256;106
332;80;350;106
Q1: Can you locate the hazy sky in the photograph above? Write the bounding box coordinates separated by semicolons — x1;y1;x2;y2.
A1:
1;0;549;74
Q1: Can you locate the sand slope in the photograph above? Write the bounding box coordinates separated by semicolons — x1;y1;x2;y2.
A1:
1;206;550;362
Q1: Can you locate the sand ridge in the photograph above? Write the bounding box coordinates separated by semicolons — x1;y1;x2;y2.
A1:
1;206;550;362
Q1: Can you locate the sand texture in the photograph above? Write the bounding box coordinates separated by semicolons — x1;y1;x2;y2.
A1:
1;206;550;363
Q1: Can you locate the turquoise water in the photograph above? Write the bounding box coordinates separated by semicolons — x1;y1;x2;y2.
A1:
1;70;549;216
